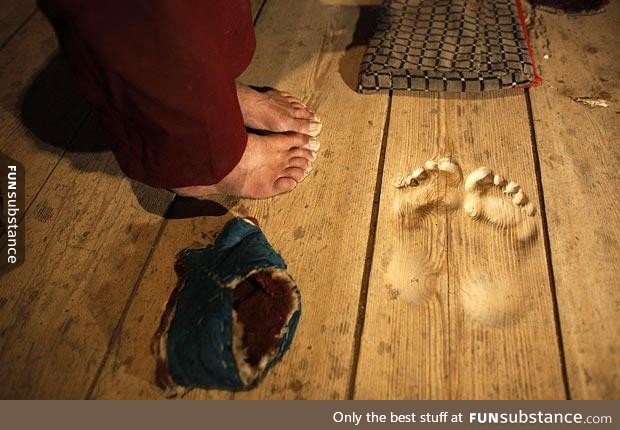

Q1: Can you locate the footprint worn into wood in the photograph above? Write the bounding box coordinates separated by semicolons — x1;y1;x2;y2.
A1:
387;157;462;303
152;217;301;396
392;157;463;225
460;167;540;325
463;166;537;243
389;158;540;324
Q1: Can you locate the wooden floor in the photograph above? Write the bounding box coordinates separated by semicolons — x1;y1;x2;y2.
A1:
0;0;618;399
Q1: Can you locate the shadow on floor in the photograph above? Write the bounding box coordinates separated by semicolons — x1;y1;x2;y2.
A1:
20;54;103;154
18;54;225;218
165;196;238;219
338;5;382;92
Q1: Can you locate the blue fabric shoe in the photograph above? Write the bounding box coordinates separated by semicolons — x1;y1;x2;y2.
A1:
153;217;301;395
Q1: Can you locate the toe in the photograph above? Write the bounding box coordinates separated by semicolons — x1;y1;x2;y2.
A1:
289;147;317;162
285;132;313;149
282;93;305;104
305;137;320;151
288;157;313;172
273;177;297;194
306;120;323;137
276;115;317;136
289;117;322;137
292;107;317;120
273;132;320;151
282;167;306;182
289;99;310;109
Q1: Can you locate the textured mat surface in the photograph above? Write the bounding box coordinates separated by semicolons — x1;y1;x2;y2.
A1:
358;0;539;92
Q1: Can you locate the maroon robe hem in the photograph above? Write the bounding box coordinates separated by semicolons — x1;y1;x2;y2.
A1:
39;0;256;188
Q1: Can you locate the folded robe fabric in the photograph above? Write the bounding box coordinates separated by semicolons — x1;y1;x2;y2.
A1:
39;0;255;188
358;0;540;92
153;217;301;395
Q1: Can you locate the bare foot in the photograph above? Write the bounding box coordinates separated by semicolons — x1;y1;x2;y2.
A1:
236;83;322;137
172;132;319;199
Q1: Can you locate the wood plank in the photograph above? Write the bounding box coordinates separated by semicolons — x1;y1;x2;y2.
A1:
91;0;388;399
529;4;620;399
355;90;566;398
0;114;172;398
233;0;387;401
0;0;36;47
0;11;89;212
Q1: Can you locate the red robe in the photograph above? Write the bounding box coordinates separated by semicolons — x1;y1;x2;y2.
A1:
39;0;256;188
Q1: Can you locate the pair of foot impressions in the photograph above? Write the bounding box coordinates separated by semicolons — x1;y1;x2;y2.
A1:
173;83;322;199
394;158;536;233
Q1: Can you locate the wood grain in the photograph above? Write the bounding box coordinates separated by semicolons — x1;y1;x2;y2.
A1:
0;15;117;397
91;0;388;399
233;0;388;400
5;0;614;401
88;197;237;400
355;90;566;399
0;0;267;401
0;114;172;398
528;4;620;399
0;0;36;47
0;12;89;211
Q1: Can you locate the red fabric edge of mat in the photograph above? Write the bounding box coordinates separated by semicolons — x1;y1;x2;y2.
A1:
515;0;544;88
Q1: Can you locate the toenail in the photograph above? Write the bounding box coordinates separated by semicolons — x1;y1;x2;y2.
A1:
308;122;322;137
307;138;320;151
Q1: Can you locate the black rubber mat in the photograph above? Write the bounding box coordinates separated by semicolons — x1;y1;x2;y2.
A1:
358;0;540;93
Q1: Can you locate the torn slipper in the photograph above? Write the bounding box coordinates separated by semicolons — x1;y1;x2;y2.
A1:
153;217;301;396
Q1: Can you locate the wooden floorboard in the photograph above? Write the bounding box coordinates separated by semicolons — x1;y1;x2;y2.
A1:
354;90;566;399
0;0;271;400
0;0;36;48
0;12;89;213
89;200;241;400
528;4;620;399
0;111;173;399
0;11;173;398
1;0;617;400
0;116;172;398
91;0;389;400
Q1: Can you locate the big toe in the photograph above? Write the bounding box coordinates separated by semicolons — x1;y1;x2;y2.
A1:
295;118;323;137
273;177;297;195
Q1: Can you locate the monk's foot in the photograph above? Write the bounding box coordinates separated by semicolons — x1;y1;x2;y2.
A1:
236;83;322;137
171;132;319;199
